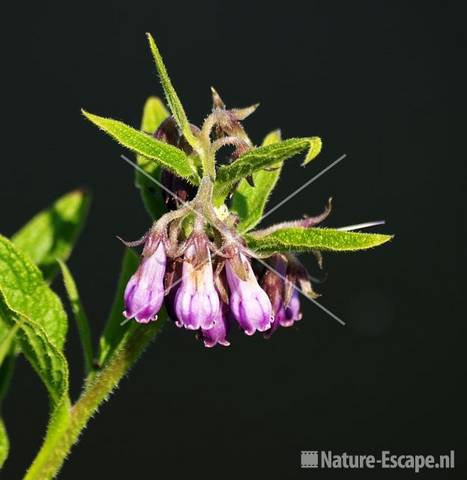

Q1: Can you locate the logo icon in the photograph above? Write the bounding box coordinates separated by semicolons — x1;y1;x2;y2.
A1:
301;451;319;468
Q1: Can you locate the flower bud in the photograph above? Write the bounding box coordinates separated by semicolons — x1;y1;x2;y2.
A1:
174;238;221;330
261;255;287;337
225;253;273;335
123;237;166;323
283;288;302;325
155;116;197;210
163;259;182;322
200;305;230;348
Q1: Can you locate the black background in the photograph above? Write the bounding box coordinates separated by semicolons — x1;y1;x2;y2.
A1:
1;1;464;479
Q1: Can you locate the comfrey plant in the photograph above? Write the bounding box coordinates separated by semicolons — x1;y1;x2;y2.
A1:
0;34;392;478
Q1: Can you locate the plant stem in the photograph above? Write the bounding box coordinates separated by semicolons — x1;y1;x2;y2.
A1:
24;320;163;480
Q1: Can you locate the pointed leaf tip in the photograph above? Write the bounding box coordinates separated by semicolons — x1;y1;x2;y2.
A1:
146;33;198;150
303;136;322;165
246;227;393;253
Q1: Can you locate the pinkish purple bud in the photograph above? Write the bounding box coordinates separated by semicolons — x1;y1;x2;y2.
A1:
283;288;302;326
262;255;303;337
200;305;230;348
225;253;273;335
123;239;166;323
174;239;220;330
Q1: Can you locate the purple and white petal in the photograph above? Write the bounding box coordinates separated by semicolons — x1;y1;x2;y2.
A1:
123;241;166;323
226;253;273;335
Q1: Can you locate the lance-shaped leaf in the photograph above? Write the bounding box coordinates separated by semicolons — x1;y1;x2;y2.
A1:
146;33;198;149
82;110;199;183
214;136;322;201
97;248;139;367
59;261;93;376
12;190;90;282
231;129;282;233
135;97;170;219
0;235;68;350
245;227;393;254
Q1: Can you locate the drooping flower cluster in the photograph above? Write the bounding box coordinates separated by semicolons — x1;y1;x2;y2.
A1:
84;35;391;349
123;226;319;347
122;94;325;347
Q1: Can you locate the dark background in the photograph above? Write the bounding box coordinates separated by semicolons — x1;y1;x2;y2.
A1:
1;1;464;478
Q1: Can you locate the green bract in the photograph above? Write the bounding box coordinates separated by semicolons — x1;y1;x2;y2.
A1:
246;227;393;253
231;129;282;232
82;111;199;183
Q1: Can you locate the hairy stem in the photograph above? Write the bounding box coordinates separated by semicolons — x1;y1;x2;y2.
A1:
24;320;164;480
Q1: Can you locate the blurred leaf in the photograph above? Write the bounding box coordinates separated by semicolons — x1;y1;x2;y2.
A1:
140;96;169;134
0;418;8;469
135;97;170;219
231;129;282;233
214;137;322;201
59;261;93;376
97;248;139;366
246;227;393;253
0;318;16;469
0;323;19;367
146;33;198;149
12;190;90;282
0;343;15;470
0;235;68;350
82;110;198;183
0;347;15;405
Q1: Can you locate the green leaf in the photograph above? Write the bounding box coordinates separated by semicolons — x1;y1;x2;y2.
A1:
0;323;20;367
0;299;69;407
214;137;322;201
97;248;139;366
0;235;68;350
0;418;8;469
12;190;90;282
0;346;15;405
146;33;198;149
140;96;170;134
135;97;170;219
245;227;393;253
1;298;71;478
231;129;282;233
59;261;93;376
0;325;16;469
82;110;198;183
